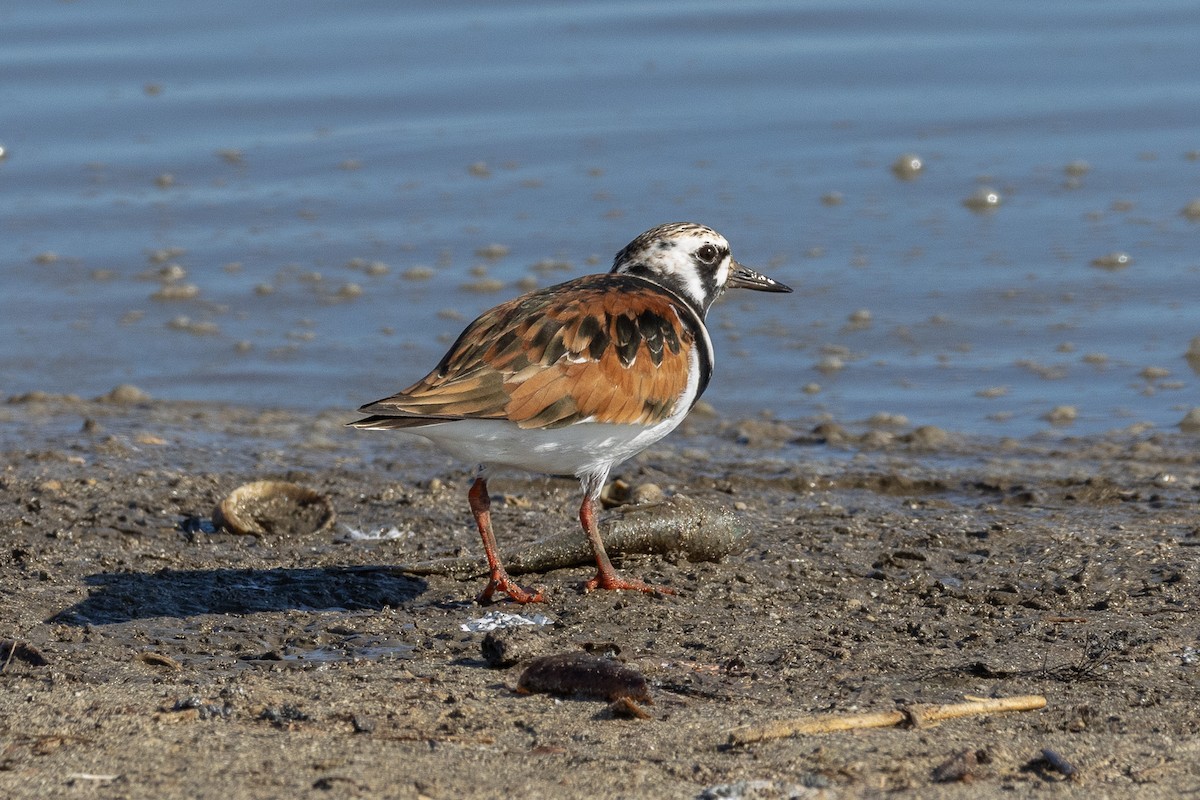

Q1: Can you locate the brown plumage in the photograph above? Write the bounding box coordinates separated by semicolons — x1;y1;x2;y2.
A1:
356;273;698;430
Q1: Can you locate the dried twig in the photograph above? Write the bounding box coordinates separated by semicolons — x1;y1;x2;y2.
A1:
728;694;1046;745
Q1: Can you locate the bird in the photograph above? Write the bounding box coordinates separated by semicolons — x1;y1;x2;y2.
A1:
349;222;792;603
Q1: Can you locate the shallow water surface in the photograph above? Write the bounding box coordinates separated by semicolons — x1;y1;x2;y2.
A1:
4;1;1198;437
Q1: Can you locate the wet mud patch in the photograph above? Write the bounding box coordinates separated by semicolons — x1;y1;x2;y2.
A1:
2;396;1200;798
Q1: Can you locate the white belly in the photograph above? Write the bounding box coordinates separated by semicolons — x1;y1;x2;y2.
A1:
404;416;683;477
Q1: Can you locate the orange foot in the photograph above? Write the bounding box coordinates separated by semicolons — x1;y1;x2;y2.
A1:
584;570;676;596
477;572;546;605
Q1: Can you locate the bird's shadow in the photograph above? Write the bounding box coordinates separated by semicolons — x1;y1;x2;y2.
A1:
48;566;426;626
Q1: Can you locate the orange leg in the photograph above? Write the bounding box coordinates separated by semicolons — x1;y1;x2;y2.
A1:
468;477;544;604
580;491;675;596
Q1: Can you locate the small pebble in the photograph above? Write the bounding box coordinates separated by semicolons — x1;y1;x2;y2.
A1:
1090;252;1132;270
891;153;924;180
963;187;1002;211
100;384;151;404
517;652;651;703
475;244;510;260
151;283;199;301
846;308;872;330
481;628;551;668
815;356;844;374
402;266;434;280
1139;366;1170;382
1044;405;1078;426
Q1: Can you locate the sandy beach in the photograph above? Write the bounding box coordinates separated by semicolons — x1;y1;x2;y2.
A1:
2;391;1198;798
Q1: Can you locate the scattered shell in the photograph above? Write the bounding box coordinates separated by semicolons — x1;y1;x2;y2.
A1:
963;187;1002;212
815;356;844;374
1043;405;1078;426
631;483;666;505
846;308;873;330
167;316;219;335
517;652;652;703
98;384;151;404
902;425;951;449
214;481;336;537
1090;252;1132;270
402;266;434;280
137;651;181;671
151;283;199;301
1139;366;1170;382
891;153;924;180
335;282;363;300
475;244;511;260
600;480;665;508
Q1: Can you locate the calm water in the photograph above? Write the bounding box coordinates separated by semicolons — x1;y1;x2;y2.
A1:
4;1;1198;437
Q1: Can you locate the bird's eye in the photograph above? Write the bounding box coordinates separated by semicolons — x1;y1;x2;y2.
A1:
696;244;720;264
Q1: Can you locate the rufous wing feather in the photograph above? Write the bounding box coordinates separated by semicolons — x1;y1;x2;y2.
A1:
351;274;695;430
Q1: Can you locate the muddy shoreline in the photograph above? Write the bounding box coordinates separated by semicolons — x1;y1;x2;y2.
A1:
2;391;1199;798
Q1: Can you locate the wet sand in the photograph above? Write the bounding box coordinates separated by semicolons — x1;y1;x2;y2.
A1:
2;391;1199;798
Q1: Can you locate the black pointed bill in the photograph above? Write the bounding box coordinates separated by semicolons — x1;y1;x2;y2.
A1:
727;260;792;293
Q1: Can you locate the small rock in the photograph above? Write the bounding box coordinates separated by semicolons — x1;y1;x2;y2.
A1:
1090;252;1132;270
481;627;552;668
963;187;1002;211
1044;405;1078;426
99;384;151;404
891;153;924;180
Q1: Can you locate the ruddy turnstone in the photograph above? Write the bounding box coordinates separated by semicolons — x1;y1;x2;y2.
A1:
350;222;791;603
